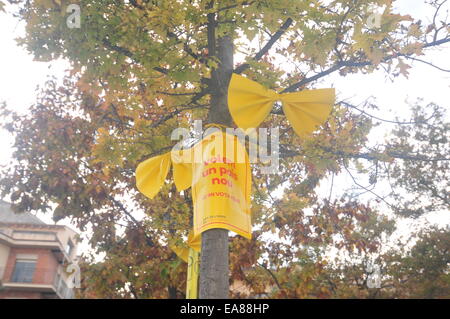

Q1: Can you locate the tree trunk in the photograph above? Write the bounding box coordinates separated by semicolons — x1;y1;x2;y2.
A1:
199;229;229;298
199;35;234;299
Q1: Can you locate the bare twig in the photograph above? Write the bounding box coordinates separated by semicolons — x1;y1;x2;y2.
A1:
403;55;450;72
339;101;438;125
235;18;294;74
282;37;450;93
258;262;282;291
102;39;169;75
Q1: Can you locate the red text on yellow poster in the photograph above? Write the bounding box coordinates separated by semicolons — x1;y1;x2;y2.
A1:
191;132;251;240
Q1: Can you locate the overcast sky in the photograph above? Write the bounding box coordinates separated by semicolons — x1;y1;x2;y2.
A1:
0;1;448;258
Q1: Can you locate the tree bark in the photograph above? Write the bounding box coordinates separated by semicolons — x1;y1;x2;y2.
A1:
199;228;229;298
207;36;234;126
199;34;234;299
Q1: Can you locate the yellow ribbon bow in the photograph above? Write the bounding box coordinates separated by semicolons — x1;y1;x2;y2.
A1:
135;151;193;200
136;150;196;261
228;74;335;137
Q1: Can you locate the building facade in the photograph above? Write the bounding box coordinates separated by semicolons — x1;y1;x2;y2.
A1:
0;201;78;299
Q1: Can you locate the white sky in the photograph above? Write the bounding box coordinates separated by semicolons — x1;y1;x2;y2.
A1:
0;1;448;259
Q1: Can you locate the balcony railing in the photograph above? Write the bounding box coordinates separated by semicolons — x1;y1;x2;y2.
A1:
12;230;57;241
0;267;75;299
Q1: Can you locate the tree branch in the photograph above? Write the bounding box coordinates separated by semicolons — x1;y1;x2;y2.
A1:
235;18;294;74
258;262;282;291
339;101;438;125
282;37;450;93
279;145;450;162
166;31;208;64
128;0;144;10
147;104;209;129
109;195;155;247
102;39;169;75
403;55;450;72
215;1;256;13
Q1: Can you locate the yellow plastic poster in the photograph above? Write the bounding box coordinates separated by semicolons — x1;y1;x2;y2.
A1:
190;131;251;240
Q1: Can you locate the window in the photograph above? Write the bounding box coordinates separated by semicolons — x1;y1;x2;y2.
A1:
54;273;71;299
11;260;36;283
65;240;74;256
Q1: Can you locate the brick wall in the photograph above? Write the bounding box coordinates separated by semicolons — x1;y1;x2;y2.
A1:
3;247;59;285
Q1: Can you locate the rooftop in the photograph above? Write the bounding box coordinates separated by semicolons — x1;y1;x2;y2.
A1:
0;200;46;225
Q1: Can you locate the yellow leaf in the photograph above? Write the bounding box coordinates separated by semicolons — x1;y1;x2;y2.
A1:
397;59;411;78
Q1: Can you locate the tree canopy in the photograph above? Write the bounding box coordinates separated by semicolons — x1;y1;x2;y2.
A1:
0;0;449;298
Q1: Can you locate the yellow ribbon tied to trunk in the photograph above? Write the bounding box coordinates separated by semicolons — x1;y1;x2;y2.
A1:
136;130;251;259
228;73;335;137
